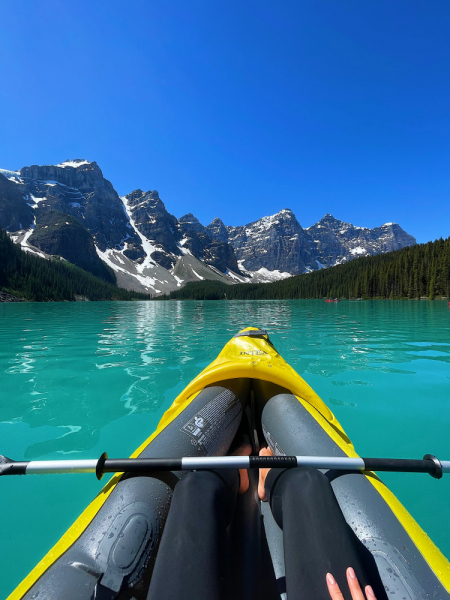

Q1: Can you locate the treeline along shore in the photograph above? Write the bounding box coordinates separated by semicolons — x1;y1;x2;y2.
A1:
161;237;450;301
0;228;150;302
2;224;449;303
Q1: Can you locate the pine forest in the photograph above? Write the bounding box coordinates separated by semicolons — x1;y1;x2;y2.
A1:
0;228;150;302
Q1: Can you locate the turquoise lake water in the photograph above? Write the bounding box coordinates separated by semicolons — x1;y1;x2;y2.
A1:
1;299;450;598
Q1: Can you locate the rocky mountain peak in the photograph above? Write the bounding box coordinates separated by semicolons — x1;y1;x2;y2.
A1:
124;189;144;202
205;218;229;242
210;217;226;226
308;215;416;267
222;208;317;275
119;191;242;275
316;214;351;229
178;213;205;233
1;158;144;262
123;189;180;263
244;208;297;233
125;190;166;214
276;208;295;218
19;159;105;192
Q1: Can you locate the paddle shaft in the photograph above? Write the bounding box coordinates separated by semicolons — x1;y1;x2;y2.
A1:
0;454;447;479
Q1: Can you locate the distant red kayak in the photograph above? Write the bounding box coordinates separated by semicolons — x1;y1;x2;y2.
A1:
325;299;339;303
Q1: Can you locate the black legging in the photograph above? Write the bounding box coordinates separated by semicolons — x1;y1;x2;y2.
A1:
147;469;239;600
266;467;371;599
147;467;373;600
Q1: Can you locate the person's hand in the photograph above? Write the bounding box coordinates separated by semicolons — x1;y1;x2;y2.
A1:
326;568;376;600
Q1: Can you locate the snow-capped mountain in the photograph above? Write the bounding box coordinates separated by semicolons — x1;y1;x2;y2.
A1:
205;210;415;273
0;159;416;295
206;209;318;275
0;161;248;294
0;160;135;280
307;214;416;267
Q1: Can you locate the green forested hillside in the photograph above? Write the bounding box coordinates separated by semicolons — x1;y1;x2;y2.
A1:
0;228;150;302
164;237;450;301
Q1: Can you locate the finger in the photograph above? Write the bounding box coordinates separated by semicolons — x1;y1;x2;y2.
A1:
365;585;377;600
326;573;345;600
346;568;366;600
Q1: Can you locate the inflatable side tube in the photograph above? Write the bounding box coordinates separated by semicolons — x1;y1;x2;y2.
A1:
261;394;450;600
21;384;246;600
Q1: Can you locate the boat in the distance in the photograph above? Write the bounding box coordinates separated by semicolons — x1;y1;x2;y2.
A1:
325;298;340;302
8;328;450;599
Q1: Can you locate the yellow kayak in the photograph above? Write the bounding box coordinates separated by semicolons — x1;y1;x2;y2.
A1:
9;327;450;600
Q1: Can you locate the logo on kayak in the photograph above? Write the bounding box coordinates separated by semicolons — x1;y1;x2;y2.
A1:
181;389;242;455
182;415;210;440
240;350;268;356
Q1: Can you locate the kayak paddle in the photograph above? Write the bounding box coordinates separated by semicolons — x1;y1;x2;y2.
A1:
0;453;447;479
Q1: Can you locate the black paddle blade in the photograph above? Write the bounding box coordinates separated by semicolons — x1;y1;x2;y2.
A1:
0;456;28;476
0;455;14;476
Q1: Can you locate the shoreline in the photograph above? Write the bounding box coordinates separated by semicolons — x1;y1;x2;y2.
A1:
0;291;25;303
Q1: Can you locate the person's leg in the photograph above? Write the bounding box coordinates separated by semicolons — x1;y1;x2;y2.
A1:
147;468;238;600
265;466;371;600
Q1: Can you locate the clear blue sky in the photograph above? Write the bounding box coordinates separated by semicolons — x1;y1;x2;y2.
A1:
1;1;449;243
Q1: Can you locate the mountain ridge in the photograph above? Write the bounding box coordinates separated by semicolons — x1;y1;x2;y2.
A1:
0;159;416;295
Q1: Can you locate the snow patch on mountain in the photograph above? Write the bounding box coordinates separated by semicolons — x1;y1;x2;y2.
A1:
16;219;46;259
349;246;367;255
27;194;47;209
191;269;204;280
57;160;91;169
121;195;157;272
225;270;248;282
249;268;292;282
96;247;150;285
21;224;35;250
0;168;22;183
